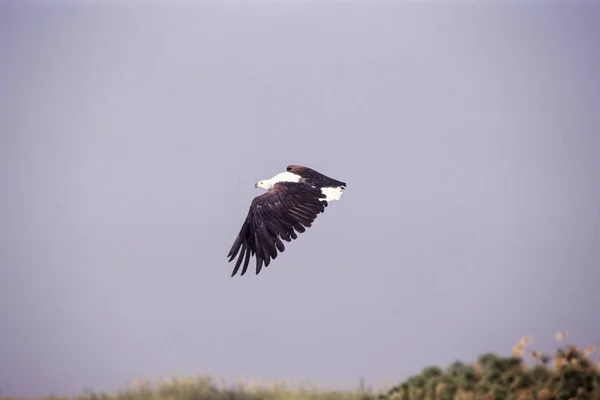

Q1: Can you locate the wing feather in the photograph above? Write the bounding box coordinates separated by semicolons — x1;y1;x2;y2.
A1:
286;165;347;189
227;181;327;276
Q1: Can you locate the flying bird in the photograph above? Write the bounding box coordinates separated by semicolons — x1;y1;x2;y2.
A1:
227;165;347;277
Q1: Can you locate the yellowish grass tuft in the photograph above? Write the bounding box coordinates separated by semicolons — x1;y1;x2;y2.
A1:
555;331;567;341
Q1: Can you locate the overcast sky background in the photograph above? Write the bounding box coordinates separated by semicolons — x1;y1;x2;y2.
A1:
1;0;599;397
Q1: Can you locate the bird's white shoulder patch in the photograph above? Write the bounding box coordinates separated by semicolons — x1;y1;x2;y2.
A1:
320;186;344;201
272;171;301;183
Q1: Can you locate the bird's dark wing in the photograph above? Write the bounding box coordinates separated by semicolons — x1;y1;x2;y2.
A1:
227;181;327;277
287;165;347;189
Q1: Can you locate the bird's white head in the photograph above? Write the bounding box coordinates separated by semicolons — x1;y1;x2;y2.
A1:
255;179;274;190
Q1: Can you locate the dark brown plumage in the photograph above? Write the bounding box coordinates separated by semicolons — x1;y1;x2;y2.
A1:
286;165;347;190
227;181;328;277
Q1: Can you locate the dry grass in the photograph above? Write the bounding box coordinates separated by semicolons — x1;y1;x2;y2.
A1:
0;376;379;400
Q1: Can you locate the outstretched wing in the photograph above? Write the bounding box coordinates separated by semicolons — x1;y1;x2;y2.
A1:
287;165;347;189
227;181;328;277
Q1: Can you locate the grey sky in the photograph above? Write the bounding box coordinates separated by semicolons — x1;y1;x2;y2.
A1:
1;0;599;397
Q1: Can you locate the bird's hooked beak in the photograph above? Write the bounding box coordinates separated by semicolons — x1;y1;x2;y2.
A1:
254;182;259;188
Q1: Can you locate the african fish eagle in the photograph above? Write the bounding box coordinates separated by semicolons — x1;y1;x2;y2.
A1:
227;165;347;277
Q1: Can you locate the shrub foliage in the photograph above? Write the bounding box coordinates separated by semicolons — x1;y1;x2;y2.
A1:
381;333;599;400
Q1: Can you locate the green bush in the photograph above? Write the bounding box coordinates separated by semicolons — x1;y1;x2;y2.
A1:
377;333;600;400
